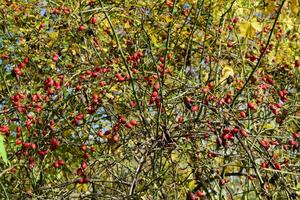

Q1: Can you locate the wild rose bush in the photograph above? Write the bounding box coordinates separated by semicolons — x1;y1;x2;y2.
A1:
0;0;299;199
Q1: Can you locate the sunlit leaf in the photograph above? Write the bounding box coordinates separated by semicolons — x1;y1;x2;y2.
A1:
239;18;262;38
0;135;9;165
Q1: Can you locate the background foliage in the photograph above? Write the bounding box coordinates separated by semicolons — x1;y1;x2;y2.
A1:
0;0;299;199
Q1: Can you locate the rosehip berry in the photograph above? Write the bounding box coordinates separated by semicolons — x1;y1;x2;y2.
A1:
52;54;59;62
274;163;281;170
81;162;88;170
247;102;256;110
196;190;204;197
261;161;268;169
178;116;183;124
58;160;65;165
292;132;299;139
81;145;87;152
232;17;238;23
240;111;246;118
83;153;90;159
130;119;138;126
295;60;300;68
191;105;199;112
91;16;97;24
113;134;119;143
53;161;60;168
78;25;85;31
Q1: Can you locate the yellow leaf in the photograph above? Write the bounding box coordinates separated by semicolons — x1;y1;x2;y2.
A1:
263;0;276;15
110;85;120;93
48;32;59;40
188;180;196;190
290;0;299;15
280;15;294;31
150;34;158;47
124;21;130;29
239;18;262;38
220;65;234;83
264;120;278;130
200;71;209;83
77;183;88;192
163;15;172;23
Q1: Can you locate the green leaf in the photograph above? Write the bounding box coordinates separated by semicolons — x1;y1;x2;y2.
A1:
0;135;9;165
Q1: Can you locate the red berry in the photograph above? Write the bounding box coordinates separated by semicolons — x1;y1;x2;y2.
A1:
16;139;22;145
23;57;30;63
271;140;279;146
90;146;96;152
119;117;126;124
0;125;9;133
78;25;85;31
274;163;281;170
227;25;234;31
137;51;144;57
125;123;132;129
191;105;199;112
260;139;270;150
261;161;268;168
232;127;239;134
78;178;84;184
55;81;61;90
159;57;165;63
14;67;22;76
190;193;196;200
83;177;89;183
232;17;238;23
50;138;60;150
53;53;59;61
240;129;247;137
130;119;138;126
129;101;137;108
23;142;31;148
152;91;158;97
132;68;138;74
247;102;256;110
97;130;103;137
219;179;226;185
81;162;88;170
250;55;257;62
113;134;119;143
53;161;60;168
31;143;37;149
99;81;106;87
58;160;65;165
178;116;183;124
19;62;26;68
295;60;300;68
293;132;299;139
83;153;90;159
239;111;246;118
289;140;298;147
196;190;204;197
208;81;214;89
91;16;97;24
153;82;160;91
81;145;87;152
202;87;209;93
